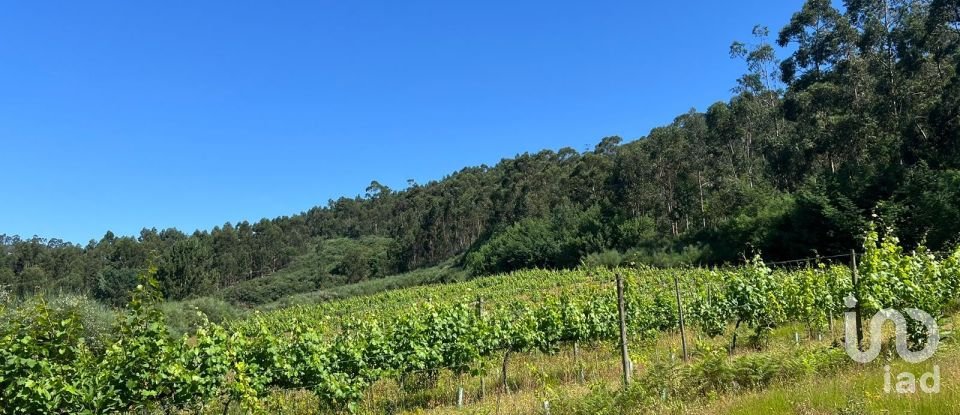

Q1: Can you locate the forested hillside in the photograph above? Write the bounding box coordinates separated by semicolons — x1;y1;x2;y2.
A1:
4;0;960;305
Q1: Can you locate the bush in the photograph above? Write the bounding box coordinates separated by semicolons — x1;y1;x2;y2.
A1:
161;296;244;337
221;271;333;305
466;205;610;274
623;245;708;268
46;294;117;352
580;250;623;269
1;294;117;353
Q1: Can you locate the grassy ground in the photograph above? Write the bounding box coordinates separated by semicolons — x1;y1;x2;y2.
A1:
356;316;960;414
695;344;960;414
689;313;960;414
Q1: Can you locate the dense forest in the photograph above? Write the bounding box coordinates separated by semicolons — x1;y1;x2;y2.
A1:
3;0;960;306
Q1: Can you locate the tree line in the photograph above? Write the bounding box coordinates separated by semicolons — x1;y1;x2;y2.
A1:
3;0;960;304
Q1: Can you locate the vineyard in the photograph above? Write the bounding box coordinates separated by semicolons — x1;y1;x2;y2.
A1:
3;227;960;414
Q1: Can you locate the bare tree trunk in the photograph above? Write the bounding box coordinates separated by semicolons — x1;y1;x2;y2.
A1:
698;170;706;229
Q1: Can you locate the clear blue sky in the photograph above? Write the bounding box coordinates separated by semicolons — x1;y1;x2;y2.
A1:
1;1;803;244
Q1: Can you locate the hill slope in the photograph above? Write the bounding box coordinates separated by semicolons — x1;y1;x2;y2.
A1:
4;0;960;306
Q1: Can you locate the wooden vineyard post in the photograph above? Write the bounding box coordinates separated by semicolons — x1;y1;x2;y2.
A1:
674;275;688;362
501;350;512;394
574;340;584;383
852;249;863;349
616;273;631;387
829;309;834;342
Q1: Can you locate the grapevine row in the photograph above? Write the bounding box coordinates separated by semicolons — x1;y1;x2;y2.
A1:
2;227;959;413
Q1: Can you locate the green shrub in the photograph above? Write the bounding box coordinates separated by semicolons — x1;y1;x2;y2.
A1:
161;296;244;337
580;250;623;269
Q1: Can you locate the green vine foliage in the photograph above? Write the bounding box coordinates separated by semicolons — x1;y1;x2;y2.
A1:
3;228;960;413
858;224;960;346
